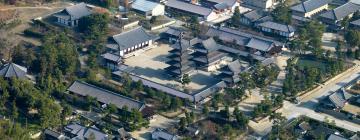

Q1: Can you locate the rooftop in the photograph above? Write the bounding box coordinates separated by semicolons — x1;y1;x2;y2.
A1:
67;81;145;111
165;0;213;16
112;27;156;50
64;123;109;140
101;52;122;62
55;2;92;20
258;21;295;33
290;0;331;13
0;63;27;79
320;2;360;20
243;10;265;22
131;0;163;12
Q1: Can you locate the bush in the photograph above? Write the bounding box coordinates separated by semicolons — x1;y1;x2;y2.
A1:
23;28;44;38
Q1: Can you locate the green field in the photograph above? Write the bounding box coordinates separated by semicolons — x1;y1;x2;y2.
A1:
295;57;327;71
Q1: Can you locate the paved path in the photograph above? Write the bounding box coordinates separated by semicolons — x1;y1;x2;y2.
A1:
252;61;360;136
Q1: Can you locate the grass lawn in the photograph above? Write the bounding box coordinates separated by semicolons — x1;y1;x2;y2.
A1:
295;57;327;71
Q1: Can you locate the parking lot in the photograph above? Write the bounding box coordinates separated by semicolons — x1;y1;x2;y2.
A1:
124;43;220;94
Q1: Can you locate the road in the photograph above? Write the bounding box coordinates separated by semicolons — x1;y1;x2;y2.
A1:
252;60;360;136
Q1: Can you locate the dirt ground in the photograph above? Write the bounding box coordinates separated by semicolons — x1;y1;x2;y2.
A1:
1;2;73;45
124;43;220;93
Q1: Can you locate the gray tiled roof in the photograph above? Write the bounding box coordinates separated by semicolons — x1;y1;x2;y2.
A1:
258;21;295;33
67;81;145;111
101;53;122;62
320;2;360;20
290;0;331;13
214;2;229;10
64;123;109;140
206;27;281;52
112;27;155;50
327;134;348;140
64;2;92;20
227;60;242;74
201;37;219;52
351;19;360;26
165;0;213;16
206;0;237;7
152;128;178;140
329;92;346;108
243;10;265;22
0;63;27;79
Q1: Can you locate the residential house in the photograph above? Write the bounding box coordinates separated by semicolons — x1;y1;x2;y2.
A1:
291;0;331;18
206;27;283;57
219;60;249;86
240;10;267;26
242;0;276;10
295;121;311;135
44;129;66;140
257;21;296;38
319;2;360;29
0;63;28;79
64;123;110;140
106;27;156;58
151;128;179;140
191;37;227;71
327;134;348;140
67;81;146;111
328;88;353;109
53;2;92;27
350;19;360;29
203;0;240;13
101;53;122;70
165;0;219;22
131;0;165;17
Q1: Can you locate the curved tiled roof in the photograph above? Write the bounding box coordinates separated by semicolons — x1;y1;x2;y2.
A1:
0;63;27;79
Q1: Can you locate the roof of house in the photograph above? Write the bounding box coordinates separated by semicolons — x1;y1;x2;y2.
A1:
290;0;331;13
243;10;265;22
298;121;311;131
152;128;178;140
132;0;163;12
320;2;360;20
350;134;360;140
329;92;347;108
214;2;229;10
62;2;92;20
206;0;237;7
206;27;281;52
258;21;295;33
164;27;188;37
327;134;348;140
227;60;243;74
44;129;64;139
351;19;360;26
112;27;155;50
246;37;274;52
200;37;219;52
165;0;213;16
101;53;122;62
67;81;145;111
0;63;27;79
64;123;109;140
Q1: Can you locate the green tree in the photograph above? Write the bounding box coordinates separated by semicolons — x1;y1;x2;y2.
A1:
345;30;360;47
203;104;209;116
231;6;241;28
79;13;110;43
11;100;18;120
181;74;191;87
272;2;291;24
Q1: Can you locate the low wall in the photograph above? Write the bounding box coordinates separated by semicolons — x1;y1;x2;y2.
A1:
150;20;176;31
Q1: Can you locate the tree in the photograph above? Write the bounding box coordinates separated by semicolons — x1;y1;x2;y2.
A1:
11;100;18;120
150;16;157;24
202;105;209;116
179;117;187;130
181;74;191;87
170;97;183;111
39;99;62;129
231;6;241;28
272;2;291;24
345;30;360;47
79;13;110;43
107;103;118;114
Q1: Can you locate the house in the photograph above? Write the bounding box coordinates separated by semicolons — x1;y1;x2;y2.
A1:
242;0;276;10
106;27;156;57
206;27;283;57
0;63;28;79
219;60;249;85
101;52;122;70
257;21;296;38
64;123;110;140
151;128;179;140
240;10;266;26
162;27;189;43
67;81;146;111
327;134;348;140
165;0;219;22
350;19;360;29
319;2;360;29
53;2;92;27
328;88;353;109
295;121;311;135
203;0;240;13
44;129;66;140
131;0;165;17
291;0;331;18
191;37;227;71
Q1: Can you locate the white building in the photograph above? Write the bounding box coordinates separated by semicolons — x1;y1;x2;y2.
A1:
243;0;276;10
131;0;165;17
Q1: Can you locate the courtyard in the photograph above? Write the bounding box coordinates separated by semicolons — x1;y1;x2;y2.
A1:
123;43;221;94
